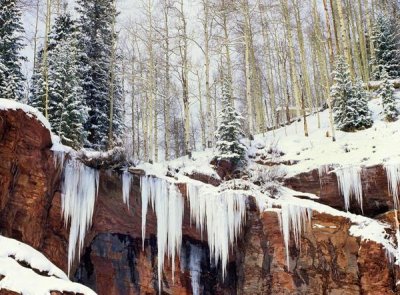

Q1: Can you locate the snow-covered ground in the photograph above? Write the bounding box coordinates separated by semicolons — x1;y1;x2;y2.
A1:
252;95;400;177
0;235;96;295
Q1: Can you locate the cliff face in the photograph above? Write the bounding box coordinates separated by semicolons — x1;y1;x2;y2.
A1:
0;108;399;295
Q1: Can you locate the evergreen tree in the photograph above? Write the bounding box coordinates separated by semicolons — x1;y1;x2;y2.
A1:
29;13;88;149
0;0;25;100
379;69;398;122
331;57;372;132
353;79;373;129
215;80;247;164
76;0;124;150
372;14;400;80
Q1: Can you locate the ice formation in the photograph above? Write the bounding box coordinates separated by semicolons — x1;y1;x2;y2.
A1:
318;164;330;177
384;163;400;209
61;158;99;276
189;244;203;295
186;183;247;278
335;166;363;212
279;202;312;267
140;176;184;289
122;170;133;208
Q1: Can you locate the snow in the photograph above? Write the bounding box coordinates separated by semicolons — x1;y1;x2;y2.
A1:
61;158;99;276
0;98;72;153
0;235;96;295
334;165;363;212
0;98;51;130
252;98;400;178
122;170;133;208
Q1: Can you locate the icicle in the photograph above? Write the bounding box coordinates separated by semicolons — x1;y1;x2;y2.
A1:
53;150;65;168
335;166;363;212
122;170;133;209
187;183;246;278
189;244;202;295
318;164;329;178
384;163;400;209
61;158;99;276
140;176;184;291
280;203;311;268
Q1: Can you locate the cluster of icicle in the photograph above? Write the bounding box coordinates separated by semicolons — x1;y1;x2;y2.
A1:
61;158;99;276
334;165;363;212
278;203;312;267
384;162;400;262
140;175;247;289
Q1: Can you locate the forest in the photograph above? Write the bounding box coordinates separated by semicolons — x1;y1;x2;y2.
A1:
1;0;400;163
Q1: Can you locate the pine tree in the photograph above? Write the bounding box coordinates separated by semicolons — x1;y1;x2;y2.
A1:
379;69;398;122
331;56;371;132
215;80;247;164
353;79;373;129
372;14;400;80
0;0;25;100
29;13;88;149
75;0;124;150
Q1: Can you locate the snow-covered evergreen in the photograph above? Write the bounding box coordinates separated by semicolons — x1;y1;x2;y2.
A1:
353;79;373;129
29;14;88;149
372;14;400;80
0;0;25;100
332;57;372;132
215;80;247;164
379;69;398;122
76;0;124;150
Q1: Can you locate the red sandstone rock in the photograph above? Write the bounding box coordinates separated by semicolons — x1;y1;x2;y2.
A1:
1;108;400;294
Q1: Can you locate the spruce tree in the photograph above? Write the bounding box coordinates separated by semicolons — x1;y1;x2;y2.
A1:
372;14;400;80
379;69;398;122
0;0;25;100
75;0;124;150
215;80;247;164
353;79;373;129
29;13;88;149
331;57;372;132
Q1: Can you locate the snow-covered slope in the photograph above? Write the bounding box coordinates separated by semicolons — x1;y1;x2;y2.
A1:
252;96;400;177
0;235;96;295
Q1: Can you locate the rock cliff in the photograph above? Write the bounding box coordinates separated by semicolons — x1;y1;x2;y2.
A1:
1;107;399;294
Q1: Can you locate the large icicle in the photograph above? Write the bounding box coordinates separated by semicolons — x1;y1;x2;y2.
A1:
61;159;99;276
187;183;246;278
189;244;202;295
335;165;363;212
122;171;133;208
140;176;184;290
384;163;400;209
279;203;312;267
384;162;400;263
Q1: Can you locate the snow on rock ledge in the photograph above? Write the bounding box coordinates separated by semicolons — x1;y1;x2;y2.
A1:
0;235;96;295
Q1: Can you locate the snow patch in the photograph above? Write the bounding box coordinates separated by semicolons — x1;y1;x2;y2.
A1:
0;235;96;295
61;158;99;276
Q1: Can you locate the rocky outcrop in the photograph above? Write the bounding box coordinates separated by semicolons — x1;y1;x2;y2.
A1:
1;107;400;294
